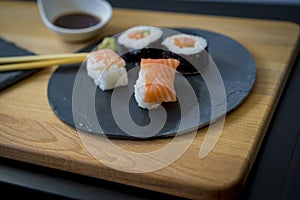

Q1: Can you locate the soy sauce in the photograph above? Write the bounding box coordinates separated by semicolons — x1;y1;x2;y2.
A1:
53;12;101;29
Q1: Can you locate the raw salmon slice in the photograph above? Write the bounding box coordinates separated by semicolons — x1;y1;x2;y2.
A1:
140;58;180;103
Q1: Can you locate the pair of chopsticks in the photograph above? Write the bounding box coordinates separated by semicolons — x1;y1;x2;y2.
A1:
0;52;88;72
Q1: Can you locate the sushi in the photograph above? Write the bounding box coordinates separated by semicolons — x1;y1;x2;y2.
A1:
162;33;208;75
117;25;163;63
118;25;163;50
134;58;180;110
86;49;128;91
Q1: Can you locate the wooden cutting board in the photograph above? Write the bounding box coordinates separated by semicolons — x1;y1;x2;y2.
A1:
0;1;299;199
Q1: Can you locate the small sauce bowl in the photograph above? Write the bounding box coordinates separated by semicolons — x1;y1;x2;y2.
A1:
37;0;113;42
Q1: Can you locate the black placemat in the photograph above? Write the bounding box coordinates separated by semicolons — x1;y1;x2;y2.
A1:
0;38;38;91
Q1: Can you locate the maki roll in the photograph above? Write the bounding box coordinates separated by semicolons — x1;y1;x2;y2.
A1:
162;33;208;75
134;58;180;110
117;25;163;63
118;25;163;50
86;49;128;91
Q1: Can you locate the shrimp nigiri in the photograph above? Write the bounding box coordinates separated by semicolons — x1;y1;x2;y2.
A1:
86;49;128;91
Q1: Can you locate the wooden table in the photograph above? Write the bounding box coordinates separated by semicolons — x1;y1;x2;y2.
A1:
0;1;299;199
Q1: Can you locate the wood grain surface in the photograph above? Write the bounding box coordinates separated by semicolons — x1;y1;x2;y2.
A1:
0;1;299;199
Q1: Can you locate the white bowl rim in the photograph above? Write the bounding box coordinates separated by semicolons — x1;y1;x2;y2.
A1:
37;0;113;35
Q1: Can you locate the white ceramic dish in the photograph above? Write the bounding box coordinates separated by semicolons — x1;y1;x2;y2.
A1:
37;0;113;42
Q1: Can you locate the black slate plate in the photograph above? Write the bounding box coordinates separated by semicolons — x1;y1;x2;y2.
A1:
47;28;256;139
0;38;37;91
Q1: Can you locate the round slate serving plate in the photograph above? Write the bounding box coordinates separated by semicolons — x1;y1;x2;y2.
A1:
47;28;256;139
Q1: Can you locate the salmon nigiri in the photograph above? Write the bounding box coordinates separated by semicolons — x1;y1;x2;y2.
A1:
134;58;180;109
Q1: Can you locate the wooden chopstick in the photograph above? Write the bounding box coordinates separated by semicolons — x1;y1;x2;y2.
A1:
0;52;88;64
0;57;87;72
